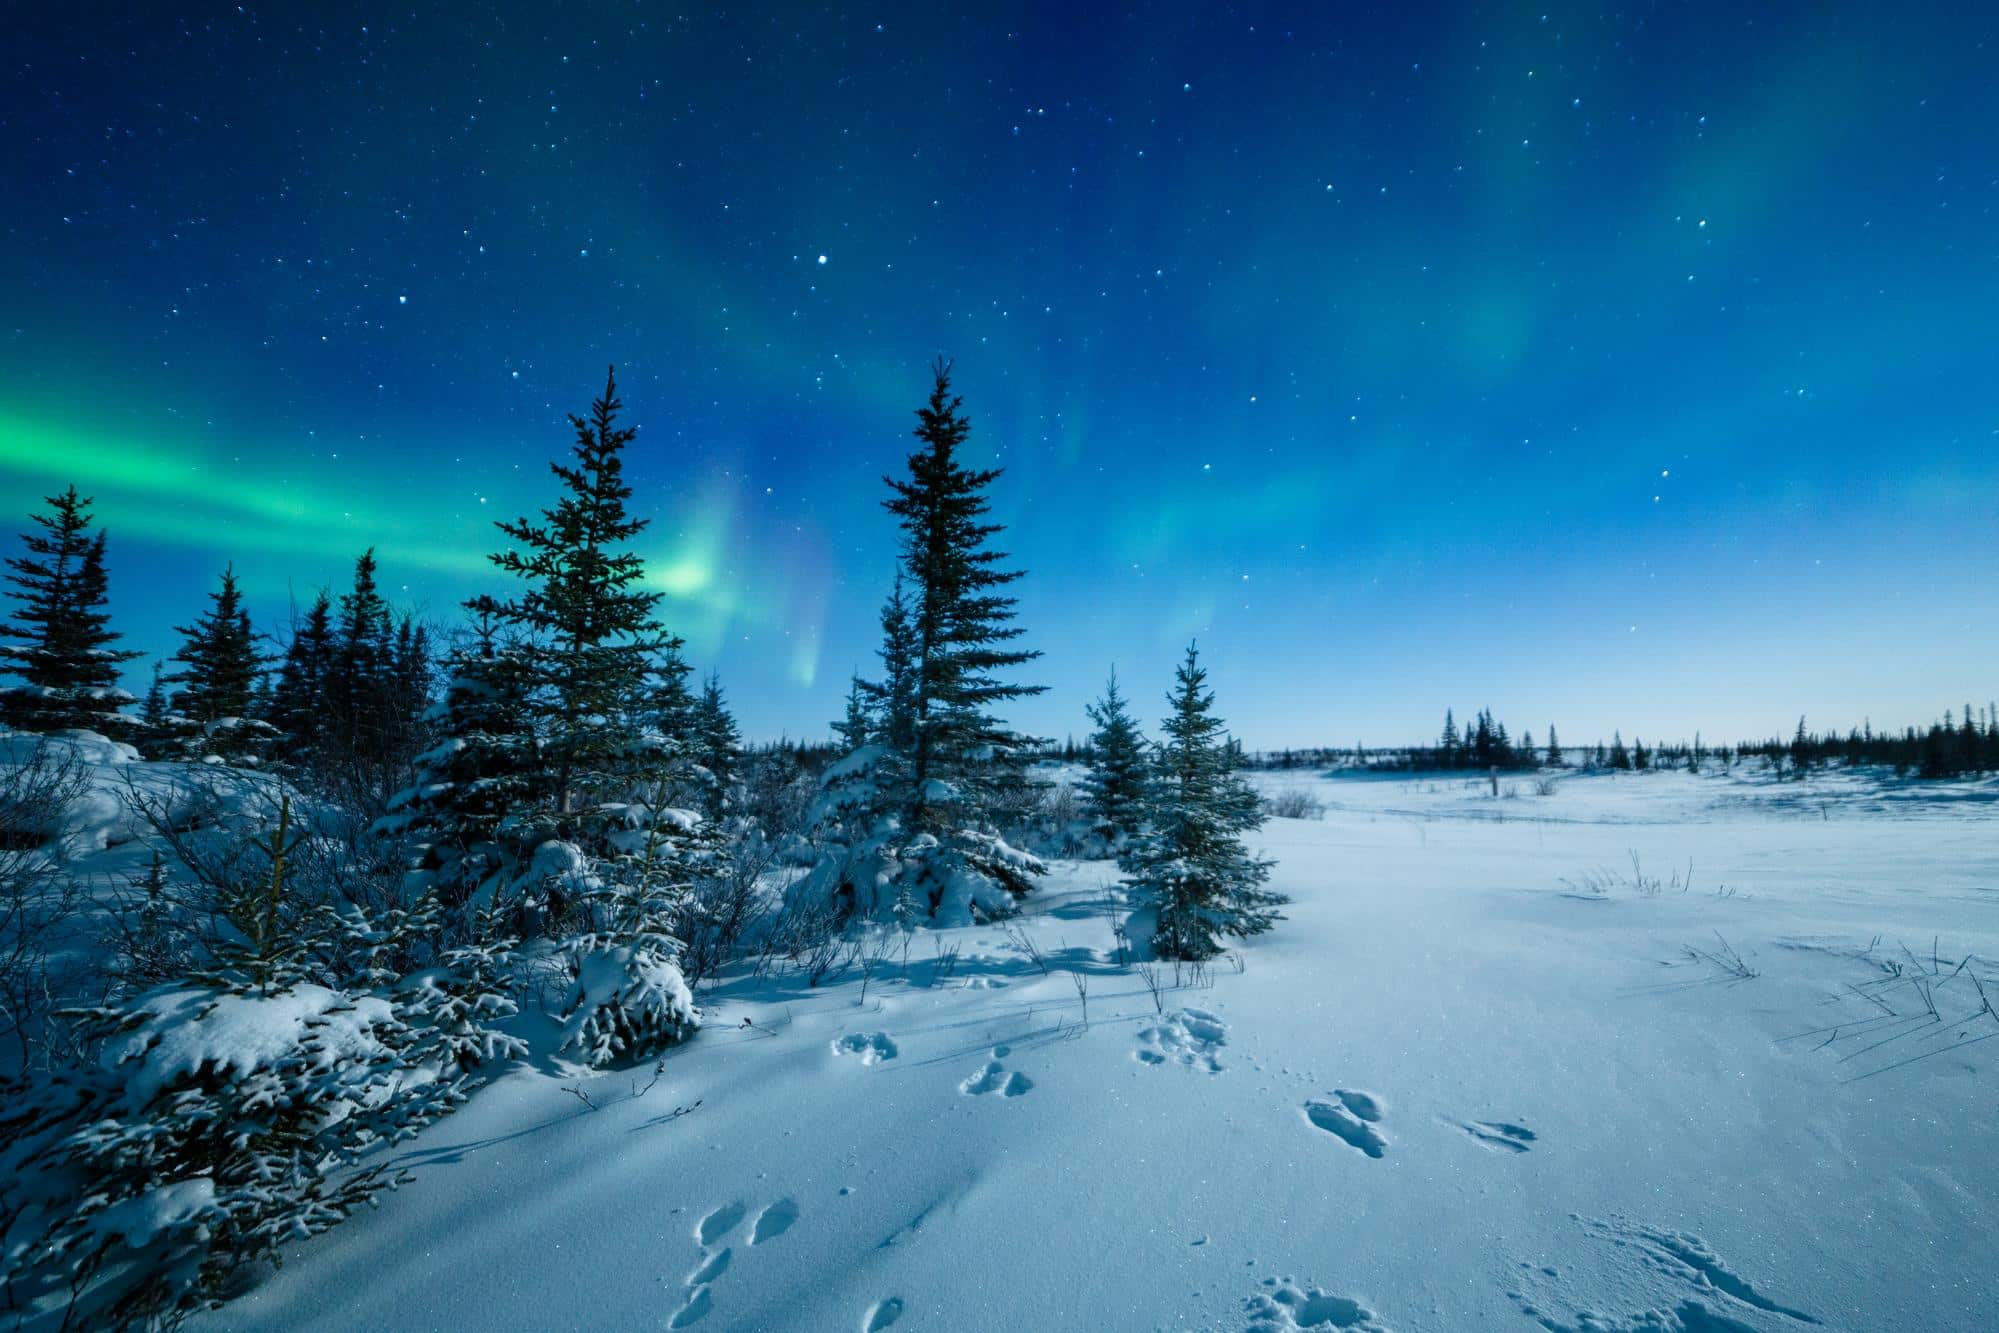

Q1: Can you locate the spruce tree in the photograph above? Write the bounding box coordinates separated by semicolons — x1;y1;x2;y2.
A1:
489;368;684;818
1609;731;1631;770
1080;666;1147;844
861;571;919;754
1633;737;1651;770
167;565;263;723
268;591;335;759
322;550;396;764
691;672;741;819
831;674;872;750
1439;709;1460;768
140;661;169;729
382;596;541;907
815;362;1046;921
1121;644;1284;960
165;565;277;762
0;487;141;734
480;365;708;1034
883;361;1045;829
1545;724;1563;768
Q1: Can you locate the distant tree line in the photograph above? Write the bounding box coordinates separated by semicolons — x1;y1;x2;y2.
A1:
1237;707;1999;781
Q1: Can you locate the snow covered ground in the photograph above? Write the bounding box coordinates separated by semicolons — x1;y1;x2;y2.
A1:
213;765;1999;1332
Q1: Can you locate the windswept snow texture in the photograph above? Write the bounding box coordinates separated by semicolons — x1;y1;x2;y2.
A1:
213;766;1999;1330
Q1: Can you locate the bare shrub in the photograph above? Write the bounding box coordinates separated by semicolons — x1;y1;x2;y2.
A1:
1265;788;1325;820
1136;961;1166;1014
1000;920;1049;975
0;743;94;1069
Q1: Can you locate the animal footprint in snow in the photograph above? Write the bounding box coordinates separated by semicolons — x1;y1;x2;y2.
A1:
862;1296;904;1330
1458;1119;1535;1153
832;1032;898;1065
668;1284;713;1328
1304;1089;1387;1159
959;1047;1032;1097
685;1247;730;1286
695;1201;745;1246
749;1197;798;1245
1134;1007;1228;1072
1245;1277;1391;1330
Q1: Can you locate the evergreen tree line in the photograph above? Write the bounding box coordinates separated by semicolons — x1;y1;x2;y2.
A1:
1238;708;1999;782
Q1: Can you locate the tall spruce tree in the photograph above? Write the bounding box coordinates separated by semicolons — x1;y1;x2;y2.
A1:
883;361;1045;829
489;367;685;817
1608;731;1631;770
481;368;703;1057
1120;644;1284;960
1080;666;1148;844
813;362;1046;922
1546;725;1563;767
0;486;141;734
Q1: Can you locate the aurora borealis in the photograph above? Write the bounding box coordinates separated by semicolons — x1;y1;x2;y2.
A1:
3;5;1995;746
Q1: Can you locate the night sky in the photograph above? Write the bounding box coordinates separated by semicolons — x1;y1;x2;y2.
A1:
4;4;1994;748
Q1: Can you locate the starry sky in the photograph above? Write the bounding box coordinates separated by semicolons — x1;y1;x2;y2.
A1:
3;4;1995;748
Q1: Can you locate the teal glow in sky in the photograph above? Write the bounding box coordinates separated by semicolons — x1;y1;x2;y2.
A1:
3;5;1994;746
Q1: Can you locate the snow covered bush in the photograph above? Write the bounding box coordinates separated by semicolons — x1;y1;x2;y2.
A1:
555;792;705;1067
0;978;463;1327
798;744;1045;927
0;791;523;1326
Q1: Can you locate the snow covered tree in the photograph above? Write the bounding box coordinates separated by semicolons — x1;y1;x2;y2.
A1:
1120;644;1285;961
559;780;702;1067
642;643;699;756
477;368;705;1056
691;672;740;819
1080;666;1147;844
0;486;140;736
164;564;276;764
379;596;541;909
806;362;1047;922
885;360;1045;829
